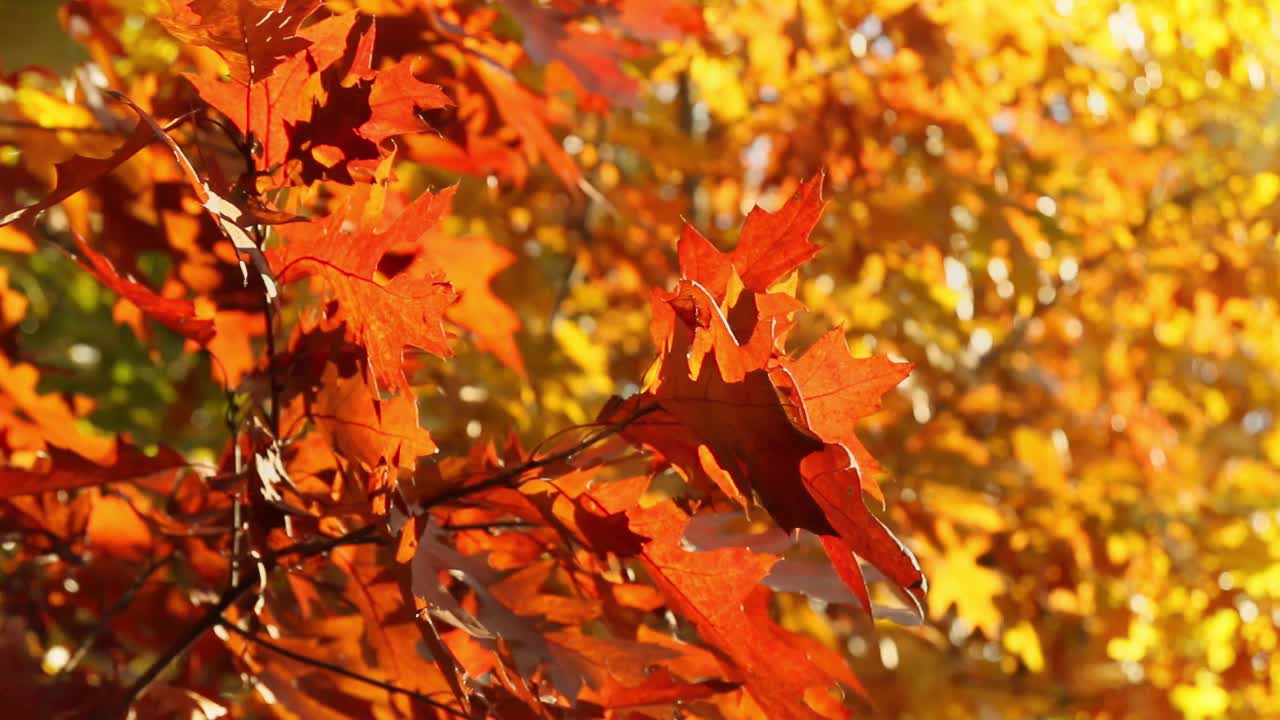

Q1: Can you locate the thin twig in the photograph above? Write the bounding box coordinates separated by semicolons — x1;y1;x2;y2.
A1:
254;223;282;441
216;620;469;718
425;402;660;508
441;520;538;532
117;573;256;711
117;525;381;712
56;553;175;679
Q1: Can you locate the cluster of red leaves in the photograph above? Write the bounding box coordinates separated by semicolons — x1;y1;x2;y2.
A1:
0;1;923;718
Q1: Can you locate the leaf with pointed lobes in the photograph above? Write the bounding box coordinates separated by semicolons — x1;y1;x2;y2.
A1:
471;57;583;188
677;173;827;298
628;501;863;720
304;363;436;471
185;10;356;173
0;439;186;500
269;186;458;395
157;0;321;83
520;470;649;557
69;234;215;343
609;0;708;41
780;327;913;494
344;21;451;144
383;190;525;375
616;278;926;613
283;21;451;183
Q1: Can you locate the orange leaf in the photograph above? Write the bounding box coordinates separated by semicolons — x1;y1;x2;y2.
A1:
70;234;215;343
270;187;458;394
0;120;155;227
157;0;322;83
0;440;185;500
629;501;861;719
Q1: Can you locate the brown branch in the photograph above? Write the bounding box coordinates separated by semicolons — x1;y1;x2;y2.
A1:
117;525;381;713
217;620;469;718
441;520;538;532
56;552;175;680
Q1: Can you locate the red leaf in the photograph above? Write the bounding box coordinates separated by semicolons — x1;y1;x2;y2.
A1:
401;219;525;375
472;59;583;188
677;174;827;295
157;0;321;83
780;327;912;487
499;0;647;109
269;187;458;394
354;55;451;144
617;178;927;612
0;440;186;500
610;0;707;40
629;501;861;719
70;234;215;343
731;174;826;291
184;11;356;172
308;363;436;470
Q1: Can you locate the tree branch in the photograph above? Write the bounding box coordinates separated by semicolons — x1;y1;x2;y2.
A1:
424;402;660;508
116;525;382;713
216;620;469;718
57;552;174;680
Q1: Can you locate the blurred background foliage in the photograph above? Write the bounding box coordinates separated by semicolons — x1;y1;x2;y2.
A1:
5;0;1280;717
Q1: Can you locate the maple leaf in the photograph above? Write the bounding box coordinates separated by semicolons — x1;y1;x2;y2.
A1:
471;58;583;188
269;187;458;395
389;196;525;375
284;22;451;183
919;519;1005;637
499;0;647;109
307;363;436;470
780;327;913;496
677;174;826;296
344;23;451;145
0;356;114;461
609;0;708;40
629;295;925;612
613;178;926;613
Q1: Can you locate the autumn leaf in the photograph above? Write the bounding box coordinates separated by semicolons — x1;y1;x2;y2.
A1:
269;186;458;394
0;440;185;500
183;10;356;172
0;119;156;227
157;0;322;83
499;0;647;109
614;181;926;613
780;327;913;495
69;233;215;343
628;501;862;720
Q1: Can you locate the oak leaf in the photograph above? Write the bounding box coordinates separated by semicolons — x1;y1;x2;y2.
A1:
269;187;458;395
628;501;862;720
157;0;322;83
